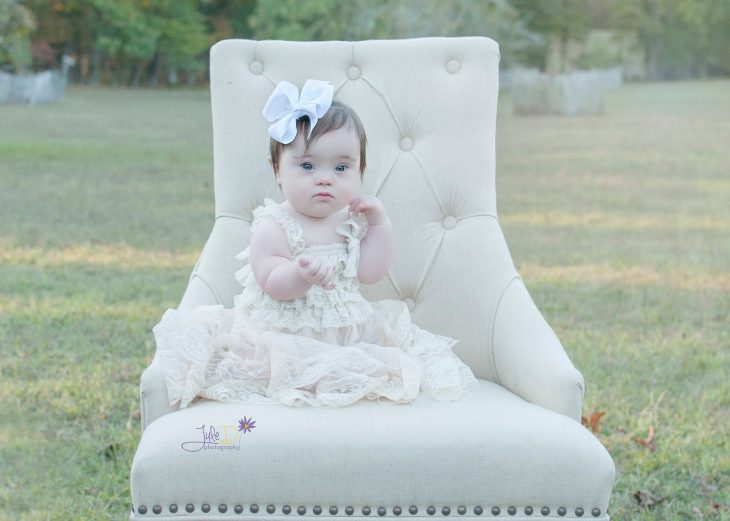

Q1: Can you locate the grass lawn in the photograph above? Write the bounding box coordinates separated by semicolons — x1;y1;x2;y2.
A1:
1;80;728;520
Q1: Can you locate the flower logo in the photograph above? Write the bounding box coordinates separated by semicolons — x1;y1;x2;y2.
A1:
238;416;256;433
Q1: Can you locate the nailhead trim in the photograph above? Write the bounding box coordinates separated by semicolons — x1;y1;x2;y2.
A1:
131;502;604;517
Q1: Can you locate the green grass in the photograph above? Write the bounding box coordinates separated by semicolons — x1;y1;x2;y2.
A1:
1;81;728;520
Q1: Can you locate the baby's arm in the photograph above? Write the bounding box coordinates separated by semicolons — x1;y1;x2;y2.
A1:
349;196;395;285
249;216;312;300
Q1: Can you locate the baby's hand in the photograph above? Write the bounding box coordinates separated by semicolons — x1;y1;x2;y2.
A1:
348;195;390;225
297;256;336;290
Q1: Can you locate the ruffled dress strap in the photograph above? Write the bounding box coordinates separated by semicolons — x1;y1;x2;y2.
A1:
336;212;369;278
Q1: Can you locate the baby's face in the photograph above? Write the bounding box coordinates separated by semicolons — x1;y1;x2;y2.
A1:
276;126;363;219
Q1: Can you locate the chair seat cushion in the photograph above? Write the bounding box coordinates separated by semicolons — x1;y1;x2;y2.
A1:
130;379;614;520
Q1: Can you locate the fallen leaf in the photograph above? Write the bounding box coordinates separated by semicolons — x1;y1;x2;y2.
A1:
634;425;656;450
581;411;606;433
633;489;668;508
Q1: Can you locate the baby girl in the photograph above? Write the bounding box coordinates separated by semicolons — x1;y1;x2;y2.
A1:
153;79;478;409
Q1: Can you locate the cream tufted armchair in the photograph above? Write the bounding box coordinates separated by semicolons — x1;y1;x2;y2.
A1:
130;37;615;520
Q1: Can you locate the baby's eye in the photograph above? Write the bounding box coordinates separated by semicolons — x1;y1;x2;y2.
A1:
335;164;348;173
300;162;314;171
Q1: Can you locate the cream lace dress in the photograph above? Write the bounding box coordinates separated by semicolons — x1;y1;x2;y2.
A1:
153;198;479;409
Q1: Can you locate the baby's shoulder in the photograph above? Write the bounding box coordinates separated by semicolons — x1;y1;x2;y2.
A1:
250;215;291;258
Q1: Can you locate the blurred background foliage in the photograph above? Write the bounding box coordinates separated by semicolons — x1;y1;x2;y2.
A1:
1;0;729;86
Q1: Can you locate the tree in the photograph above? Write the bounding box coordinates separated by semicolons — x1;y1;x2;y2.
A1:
0;0;36;72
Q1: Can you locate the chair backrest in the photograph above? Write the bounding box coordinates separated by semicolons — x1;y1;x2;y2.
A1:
199;37;519;382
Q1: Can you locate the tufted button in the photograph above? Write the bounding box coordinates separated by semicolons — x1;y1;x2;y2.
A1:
168;504;178;513
446;59;461;74
508;506;517;515
525;506;533;515
202;503;211;513
393;506;402;515
219;504;228;513
267;504;276;513
399;137;414;151
473;506;482;515
377;506;386;516
592;508;601;517
283;505;292;514
403;298;415;311
186;504;195;513
442;215;456;229
249;60;264;75
313;505;322;515
235;505;244;514
347;66;361;79
138;505;147;515
491;506;500;515
330;506;338;515
557;507;567;516
427;506;436;515
575;507;584;517
410;506;419;515
346;506;354;515
298;506;307;515
362;506;371;516
541;507;550;516
442;506;451;516
250;504;259;513
457;506;466;515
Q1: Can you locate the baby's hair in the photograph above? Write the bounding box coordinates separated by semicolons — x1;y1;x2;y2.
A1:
269;100;367;179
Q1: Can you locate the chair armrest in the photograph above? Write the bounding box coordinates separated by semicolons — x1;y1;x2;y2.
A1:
492;277;584;422
140;275;222;431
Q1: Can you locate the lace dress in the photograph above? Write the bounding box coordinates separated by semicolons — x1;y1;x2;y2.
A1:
153;198;479;409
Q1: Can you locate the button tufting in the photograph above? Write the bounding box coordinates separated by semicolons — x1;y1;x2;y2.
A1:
330;506;338;515
186;504;195;513
427;506;436;515
378;506;386;516
313;505;322;515
268;504;276;514
525;506;533;515
346;506;354;515
153;504;162;514
138;505;147;515
283;505;292;514
558;507;567;516
442;506;451;516
399;137;414;151
410;506;419;515
250;504;259;513
219;504;228;513
541;507;550;516
575;507;584;517
249;61;264;75
442;215;456;229
592;508;601;517
394;506;402;515
457;506;466;515
363;506;371;516
168;504;178;513
202;503;211;513
403;298;415;311
236;505;244;514
446;59;461;74
508;506;517;515
473;506;482;515
347;66;361;80
298;506;307;515
491;506;500;515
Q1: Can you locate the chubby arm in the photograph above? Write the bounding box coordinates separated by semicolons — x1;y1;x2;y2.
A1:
249;216;312;300
350;196;395;285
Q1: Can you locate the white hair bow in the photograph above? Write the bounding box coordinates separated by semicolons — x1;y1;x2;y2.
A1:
262;79;334;144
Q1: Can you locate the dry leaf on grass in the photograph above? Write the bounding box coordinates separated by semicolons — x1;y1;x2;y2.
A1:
634;425;656;450
633;490;668;508
581;411;606;433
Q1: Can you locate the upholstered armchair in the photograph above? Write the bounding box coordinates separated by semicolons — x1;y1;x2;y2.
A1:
130;37;615;520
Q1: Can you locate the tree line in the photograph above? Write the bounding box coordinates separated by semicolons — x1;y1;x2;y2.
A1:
2;0;728;86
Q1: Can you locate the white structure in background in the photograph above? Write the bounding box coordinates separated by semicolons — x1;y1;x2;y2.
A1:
0;55;74;105
509;67;623;116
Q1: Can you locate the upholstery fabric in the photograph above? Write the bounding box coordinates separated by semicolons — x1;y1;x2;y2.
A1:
131;36;615;520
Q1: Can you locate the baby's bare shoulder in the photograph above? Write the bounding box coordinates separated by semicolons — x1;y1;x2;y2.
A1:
250;215;290;259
